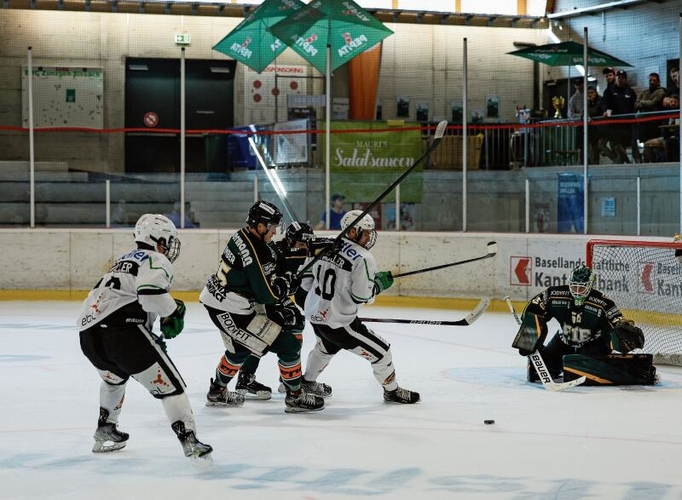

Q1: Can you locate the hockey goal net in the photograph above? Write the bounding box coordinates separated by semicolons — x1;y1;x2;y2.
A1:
587;239;682;365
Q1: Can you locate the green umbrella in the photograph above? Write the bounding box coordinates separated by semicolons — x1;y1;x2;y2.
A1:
268;0;394;74
212;0;304;74
269;0;394;229
507;40;632;67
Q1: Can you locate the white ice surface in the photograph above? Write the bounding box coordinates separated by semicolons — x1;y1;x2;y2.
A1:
2;301;682;500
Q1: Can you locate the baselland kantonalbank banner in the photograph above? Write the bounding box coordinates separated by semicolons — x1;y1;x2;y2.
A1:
322;121;424;202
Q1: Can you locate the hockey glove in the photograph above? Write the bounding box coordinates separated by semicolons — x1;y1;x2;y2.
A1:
611;319;645;353
160;299;185;339
271;271;301;299
266;303;302;327
373;271;394;295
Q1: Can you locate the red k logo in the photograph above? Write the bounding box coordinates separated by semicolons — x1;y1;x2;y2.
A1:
510;257;531;286
639;262;655;293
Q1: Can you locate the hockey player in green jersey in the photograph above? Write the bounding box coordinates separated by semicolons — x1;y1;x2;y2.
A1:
236;221;335;399
512;265;655;385
200;201;324;413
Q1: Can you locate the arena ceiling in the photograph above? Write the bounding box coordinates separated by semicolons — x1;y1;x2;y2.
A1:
1;0;548;28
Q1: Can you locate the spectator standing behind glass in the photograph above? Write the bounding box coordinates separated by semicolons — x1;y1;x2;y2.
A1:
315;193;346;230
601;70;637;164
167;201;196;228
643;94;680;162
634;72;666;159
668;67;680;98
586;86;603;164
568;78;585;163
597;67;617;162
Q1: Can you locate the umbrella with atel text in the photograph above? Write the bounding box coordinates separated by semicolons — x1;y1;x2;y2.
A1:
212;0;304;74
507;40;632;67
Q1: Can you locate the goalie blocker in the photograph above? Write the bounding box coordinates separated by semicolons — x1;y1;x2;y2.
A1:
563;353;657;386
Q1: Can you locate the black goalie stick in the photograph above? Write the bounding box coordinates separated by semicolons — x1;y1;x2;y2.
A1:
393;242;498;278
505;296;586;391
296;120;449;278
361;297;490;327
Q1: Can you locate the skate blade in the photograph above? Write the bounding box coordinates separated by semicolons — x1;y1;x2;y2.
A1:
244;392;272;401
205;400;245;408
92;440;127;453
284;405;324;414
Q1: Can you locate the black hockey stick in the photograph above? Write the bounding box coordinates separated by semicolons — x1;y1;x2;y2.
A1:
505;296;586;391
393;242;498;278
361;297;490;326
296;120;449;278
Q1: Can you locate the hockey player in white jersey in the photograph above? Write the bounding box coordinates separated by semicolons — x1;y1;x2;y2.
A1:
303;210;420;404
78;214;212;459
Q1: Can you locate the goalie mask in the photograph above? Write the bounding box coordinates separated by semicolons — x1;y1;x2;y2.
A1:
341;210;377;249
569;265;594;306
246;200;283;233
286;221;314;249
134;214;181;263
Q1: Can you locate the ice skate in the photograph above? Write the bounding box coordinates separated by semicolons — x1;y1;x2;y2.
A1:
92;422;129;453
236;371;272;400
301;377;332;398
171;421;213;459
383;386;420;404
285;390;324;413
206;378;245;407
92;408;129;453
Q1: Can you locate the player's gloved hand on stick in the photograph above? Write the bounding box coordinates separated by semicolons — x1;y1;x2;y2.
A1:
272;271;301;299
373;271;394;295
266;303;301;327
161;299;185;339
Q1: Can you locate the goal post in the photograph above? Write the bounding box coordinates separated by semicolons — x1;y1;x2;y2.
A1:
587;238;682;365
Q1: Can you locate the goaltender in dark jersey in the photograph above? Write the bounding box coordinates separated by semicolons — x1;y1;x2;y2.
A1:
523;286;622;349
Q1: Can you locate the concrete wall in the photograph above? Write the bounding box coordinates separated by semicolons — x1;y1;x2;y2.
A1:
0;227;667;305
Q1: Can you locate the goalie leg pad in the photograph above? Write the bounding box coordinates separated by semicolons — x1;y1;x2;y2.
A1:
563;353;656;386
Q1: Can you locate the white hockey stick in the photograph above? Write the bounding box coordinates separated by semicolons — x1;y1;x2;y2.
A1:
361;297;490;326
504;296;586;391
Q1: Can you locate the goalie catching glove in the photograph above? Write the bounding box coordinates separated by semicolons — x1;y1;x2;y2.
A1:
610;318;645;353
160;299;186;339
373;271;394;295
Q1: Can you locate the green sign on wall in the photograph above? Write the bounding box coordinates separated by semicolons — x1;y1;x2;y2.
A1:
321;121;424;202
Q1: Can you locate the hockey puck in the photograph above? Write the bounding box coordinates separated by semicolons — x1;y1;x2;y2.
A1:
484;419;495;425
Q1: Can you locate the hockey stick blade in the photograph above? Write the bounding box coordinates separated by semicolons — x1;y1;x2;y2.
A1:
361;297;490;327
394;242;497;278
504;296;586;391
296;120;448;278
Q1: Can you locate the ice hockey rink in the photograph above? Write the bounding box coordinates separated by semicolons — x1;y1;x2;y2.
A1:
3;300;682;500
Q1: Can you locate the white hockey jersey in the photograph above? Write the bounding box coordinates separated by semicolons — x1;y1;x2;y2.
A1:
304;238;377;328
77;248;177;332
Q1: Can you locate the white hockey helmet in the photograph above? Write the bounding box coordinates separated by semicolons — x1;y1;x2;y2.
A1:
134;214;181;263
341;209;377;249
